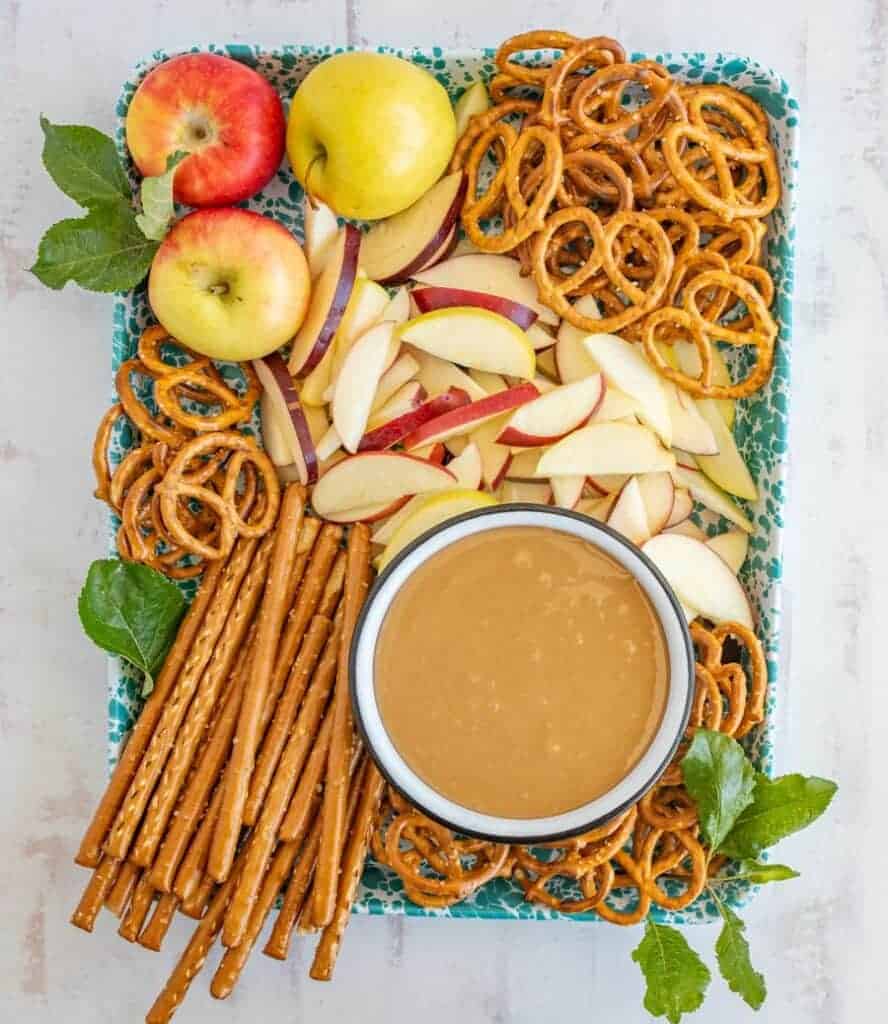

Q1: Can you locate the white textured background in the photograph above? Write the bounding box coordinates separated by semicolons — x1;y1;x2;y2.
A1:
0;1;883;1021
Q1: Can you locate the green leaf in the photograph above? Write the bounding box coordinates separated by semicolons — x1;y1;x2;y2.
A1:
30;201;159;292
136;150;187;241
714;860;799;885
78;559;186;687
681;729;756;851
632;921;711;1024
39;116;130;208
714;899;766;1010
720;773;838;859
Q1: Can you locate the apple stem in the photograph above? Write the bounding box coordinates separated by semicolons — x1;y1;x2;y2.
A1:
209;283;229;296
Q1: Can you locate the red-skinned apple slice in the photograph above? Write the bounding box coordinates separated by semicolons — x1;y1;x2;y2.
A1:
325;277;391;393
501;480;552;505
536;346;559;381
447;442;483;489
360;171;467;285
371;353;420;412
398;308;536;379
411;285;538;330
536;422;675;478
311;451;456;519
366;381;427;428
412;442;446;464
253;353;317;484
470;414;513;490
402;383;538;450
412;253;558;325
332;321;398;452
551;475;585;510
641;534;754;628
288;225;361;376
415;225;458;274
636;471;676;535
359;387;470;452
409;347;488;402
496;374;605;447
260;390;297;467
527;321;556;351
607;477;651;546
706;529;749;574
506;448;545;482
303;195;339;278
665;486;693;527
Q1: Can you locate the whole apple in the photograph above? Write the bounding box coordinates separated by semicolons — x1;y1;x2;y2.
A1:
287;52;456;220
148;208;310;362
126;53;285;207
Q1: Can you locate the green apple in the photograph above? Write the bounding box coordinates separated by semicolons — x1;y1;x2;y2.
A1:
287;52;456;220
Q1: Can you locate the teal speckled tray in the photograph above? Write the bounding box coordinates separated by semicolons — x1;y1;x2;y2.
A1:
106;45;798;925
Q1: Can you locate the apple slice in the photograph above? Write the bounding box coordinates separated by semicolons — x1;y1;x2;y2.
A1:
360;171;467;285
411;285;538;330
527;321;556;352
693;399;758;501
665;487;693;527
641;534;754;628
506;448;545;482
445;435;468;457
576;493;617;522
584;333;672;446
673;339;735;429
663;519;708;541
587;472;631;495
706;529;749;574
664;382;719;455
371;353;420;412
470;414;514;490
315;424;343;463
468;368;509;395
377;488;498;571
312;451;456;519
454;81;490;138
591;385;639;424
496;374;605;447
447;442;483;489
332;322;398;453
260;390;297;467
672;464;753;534
399;308;536;379
366;381;426;427
501;480;552;505
253;353;317;484
303;196;339;278
381;285;411;326
536;346;559;381
409;347;488;402
360;387;470;452
555;294;601;382
607;477;650;546
537;422;675;478
412;253;558;326
325;276;391;390
551;475;585;510
402;383;538;450
288;225;361;376
412;442;446;464
636;471;676;535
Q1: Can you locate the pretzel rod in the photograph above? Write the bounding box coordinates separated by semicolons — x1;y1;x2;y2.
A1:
75;559;225;868
210;485;307;883
104;537;258;862
105;859;139;917
310;760;385;980
180;874;215;919
312;524;371;927
222;614;336;948
71;855;120;932
139;892;178;952
173;774;225;904
243;608;340;826
263;818;322;960
278;706;334;842
130;531;276;868
118;870;156;942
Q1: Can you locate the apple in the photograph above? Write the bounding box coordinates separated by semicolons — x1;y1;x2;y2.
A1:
607;477;650;546
706;529;749;574
126;53;285;208
253;353;317;483
377;489;498;571
382;286;411;326
371;353;420;412
260;391;296;467
288;225;361;376
575;493;617;522
555;294;601;382
506;449;545;482
454;81;490;138
536;346;559;381
672;464;753;533
470;419;513;490
551;475;585;510
359;387;470;452
587;472;631;495
360;172;466;284
287;52;456;220
537;422;675;478
673;339;736;429
527;322;556;351
663;519;708;541
636;471;676;535
592;386;640;423
324;276;392;395
641;534;754;628
529;375;558;395
303;196;339;278
446;442;483;489
398;308;536;378
693;398;758;501
412;253;559;325
411;285;538;330
366;381;427;428
584;334;672;446
149;209;309;362
468;369;509;395
665;487;693;527
409;348;488;402
332;322;399;452
500;480;552;505
664;382;719;456
497;374;605;447
402;383;538;450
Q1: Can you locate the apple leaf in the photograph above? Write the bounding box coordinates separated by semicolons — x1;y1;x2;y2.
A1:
714;860;799;885
39;115;130;208
632;920;711;1024
713;899;766;1011
136;150;187;241
680;729;756;851
30;201;159;292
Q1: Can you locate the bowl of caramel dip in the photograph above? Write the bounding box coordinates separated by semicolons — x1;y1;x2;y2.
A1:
351;505;694;843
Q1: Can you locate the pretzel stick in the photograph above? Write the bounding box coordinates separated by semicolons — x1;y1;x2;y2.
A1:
180;874;215;920
71;855;120;932
278;710;334;843
105;859;139;917
118;871;155;942
210;485;306;882
222;614;335;947
312;524;371;927
130;532;276;868
75;559;225;868
139;892;178;952
173;779;224;904
104;538;258;862
310;760;385;980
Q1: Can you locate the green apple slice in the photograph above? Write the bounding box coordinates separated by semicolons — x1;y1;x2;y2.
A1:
694;397;758;501
454;81;490;137
671;464;754;534
673;339;735;429
706;529;750;574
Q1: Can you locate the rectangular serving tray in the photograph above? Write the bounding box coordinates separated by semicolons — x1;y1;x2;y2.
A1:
107;43;799;925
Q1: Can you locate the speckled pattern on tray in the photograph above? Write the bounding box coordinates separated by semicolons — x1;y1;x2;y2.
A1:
104;44;798;925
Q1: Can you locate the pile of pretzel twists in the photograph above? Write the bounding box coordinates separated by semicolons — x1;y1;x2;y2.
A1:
450;30;780;400
93;326;279;578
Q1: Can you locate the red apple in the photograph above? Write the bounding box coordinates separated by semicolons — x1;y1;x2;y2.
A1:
253;353;318;484
359;387;470;451
411;286;538;330
126;53;285;208
148;208;310;361
401;382;538;450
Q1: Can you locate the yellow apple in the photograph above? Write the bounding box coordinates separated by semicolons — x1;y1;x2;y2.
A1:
287;52;456;220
